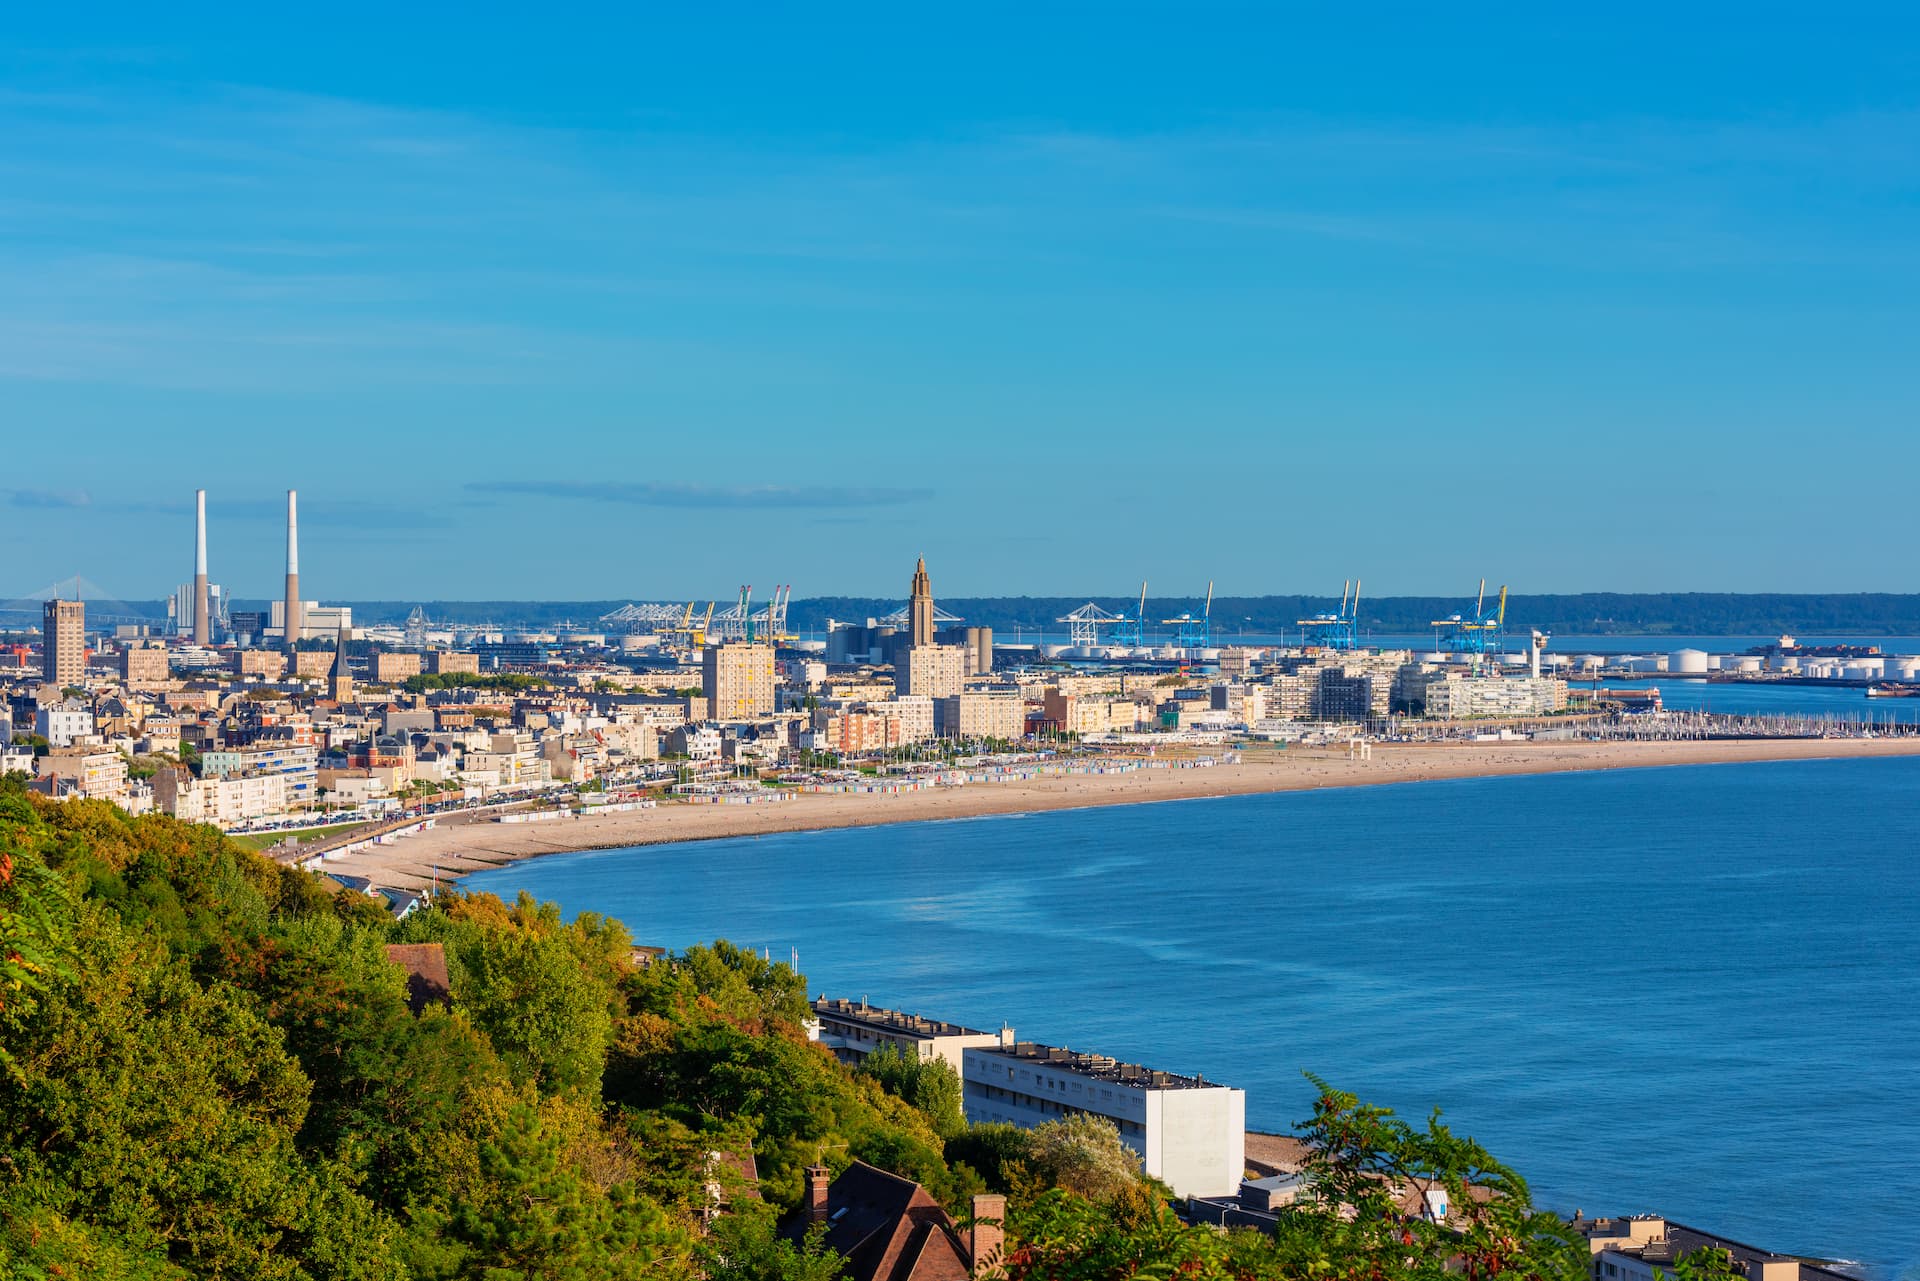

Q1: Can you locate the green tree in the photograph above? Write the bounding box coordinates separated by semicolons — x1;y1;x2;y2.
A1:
1022;1114;1141;1203
698;1210;844;1281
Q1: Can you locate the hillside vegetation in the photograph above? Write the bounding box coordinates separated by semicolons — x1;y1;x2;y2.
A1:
0;778;1589;1279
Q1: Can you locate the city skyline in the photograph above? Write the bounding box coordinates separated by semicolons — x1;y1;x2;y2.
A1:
6;9;1919;598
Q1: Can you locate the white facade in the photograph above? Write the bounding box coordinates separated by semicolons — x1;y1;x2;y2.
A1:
35;704;95;747
1423;675;1568;718
811;998;1005;1078
156;770;288;826
962;1043;1245;1198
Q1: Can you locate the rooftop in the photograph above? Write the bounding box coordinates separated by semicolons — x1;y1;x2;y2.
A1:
972;1040;1227;1091
813;997;992;1040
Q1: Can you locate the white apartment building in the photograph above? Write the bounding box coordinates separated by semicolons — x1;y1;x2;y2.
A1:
202;743;319;808
962;1041;1245;1199
812;998;1008;1078
1422;674;1569;718
35;703;95;747
154;769;288;826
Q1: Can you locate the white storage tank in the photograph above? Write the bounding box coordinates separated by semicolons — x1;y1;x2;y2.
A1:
1669;648;1710;674
1733;655;1763;673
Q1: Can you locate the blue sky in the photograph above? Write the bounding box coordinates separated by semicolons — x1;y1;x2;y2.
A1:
4;6;1917;602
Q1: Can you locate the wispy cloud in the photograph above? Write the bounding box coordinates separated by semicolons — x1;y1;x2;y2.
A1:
468;480;933;509
5;487;90;508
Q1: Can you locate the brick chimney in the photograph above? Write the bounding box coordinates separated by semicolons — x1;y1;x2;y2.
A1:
805;1164;832;1225
969;1193;1005;1277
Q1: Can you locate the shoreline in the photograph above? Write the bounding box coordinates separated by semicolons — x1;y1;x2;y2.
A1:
312;736;1920;892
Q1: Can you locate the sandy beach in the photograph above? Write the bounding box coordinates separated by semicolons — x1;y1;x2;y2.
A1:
311;736;1920;892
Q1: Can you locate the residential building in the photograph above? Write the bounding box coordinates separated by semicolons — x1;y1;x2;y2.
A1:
785;1162;1002;1281
863;696;935;744
37;748;129;802
703;642;776;721
121;640;170;689
815;709;905;755
812;998;1007;1077
1311;671;1374;722
201;742;318;808
228;648;287;680
962;1040;1245;1198
154;767;287;826
933;693;1025;741
373;651;423;683
429;649;481;675
42;599;85;686
896;644;966;700
1574;1216;1857;1281
35;701;95;748
1422;675;1569;719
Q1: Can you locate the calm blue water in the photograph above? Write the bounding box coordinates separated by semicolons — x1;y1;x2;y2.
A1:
465;760;1920;1275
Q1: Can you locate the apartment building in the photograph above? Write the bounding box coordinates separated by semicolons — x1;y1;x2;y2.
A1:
933;692;1026;741
232;649;289;680
37;749;128;802
704;642;776;721
42;599;85;686
1574;1216;1857;1281
373;651;423;683
154;767;287;826
201;742;318;808
121;641;171;689
861;696;935;744
1422;675;1569;718
895;644;967;700
814;708;905;755
962;1040;1245;1198
429;649;481;675
812;998;1007;1077
35;702;95;747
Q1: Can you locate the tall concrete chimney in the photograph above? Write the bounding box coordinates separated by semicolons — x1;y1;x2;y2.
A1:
192;489;210;645
284;489;302;649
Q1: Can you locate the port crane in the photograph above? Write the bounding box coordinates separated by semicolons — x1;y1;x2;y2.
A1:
1057;601;1130;647
1299;579;1362;651
1433;579;1507;662
1108;582;1150;649
1161;581;1214;649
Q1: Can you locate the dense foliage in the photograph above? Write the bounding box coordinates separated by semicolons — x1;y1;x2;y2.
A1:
0;779;1587;1280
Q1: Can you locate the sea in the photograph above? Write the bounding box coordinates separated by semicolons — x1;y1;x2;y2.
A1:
462;717;1920;1275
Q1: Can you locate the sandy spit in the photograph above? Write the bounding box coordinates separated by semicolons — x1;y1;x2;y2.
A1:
318;737;1920;892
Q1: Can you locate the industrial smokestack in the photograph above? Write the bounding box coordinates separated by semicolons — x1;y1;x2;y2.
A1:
192;489;210;645
284;489;302;649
